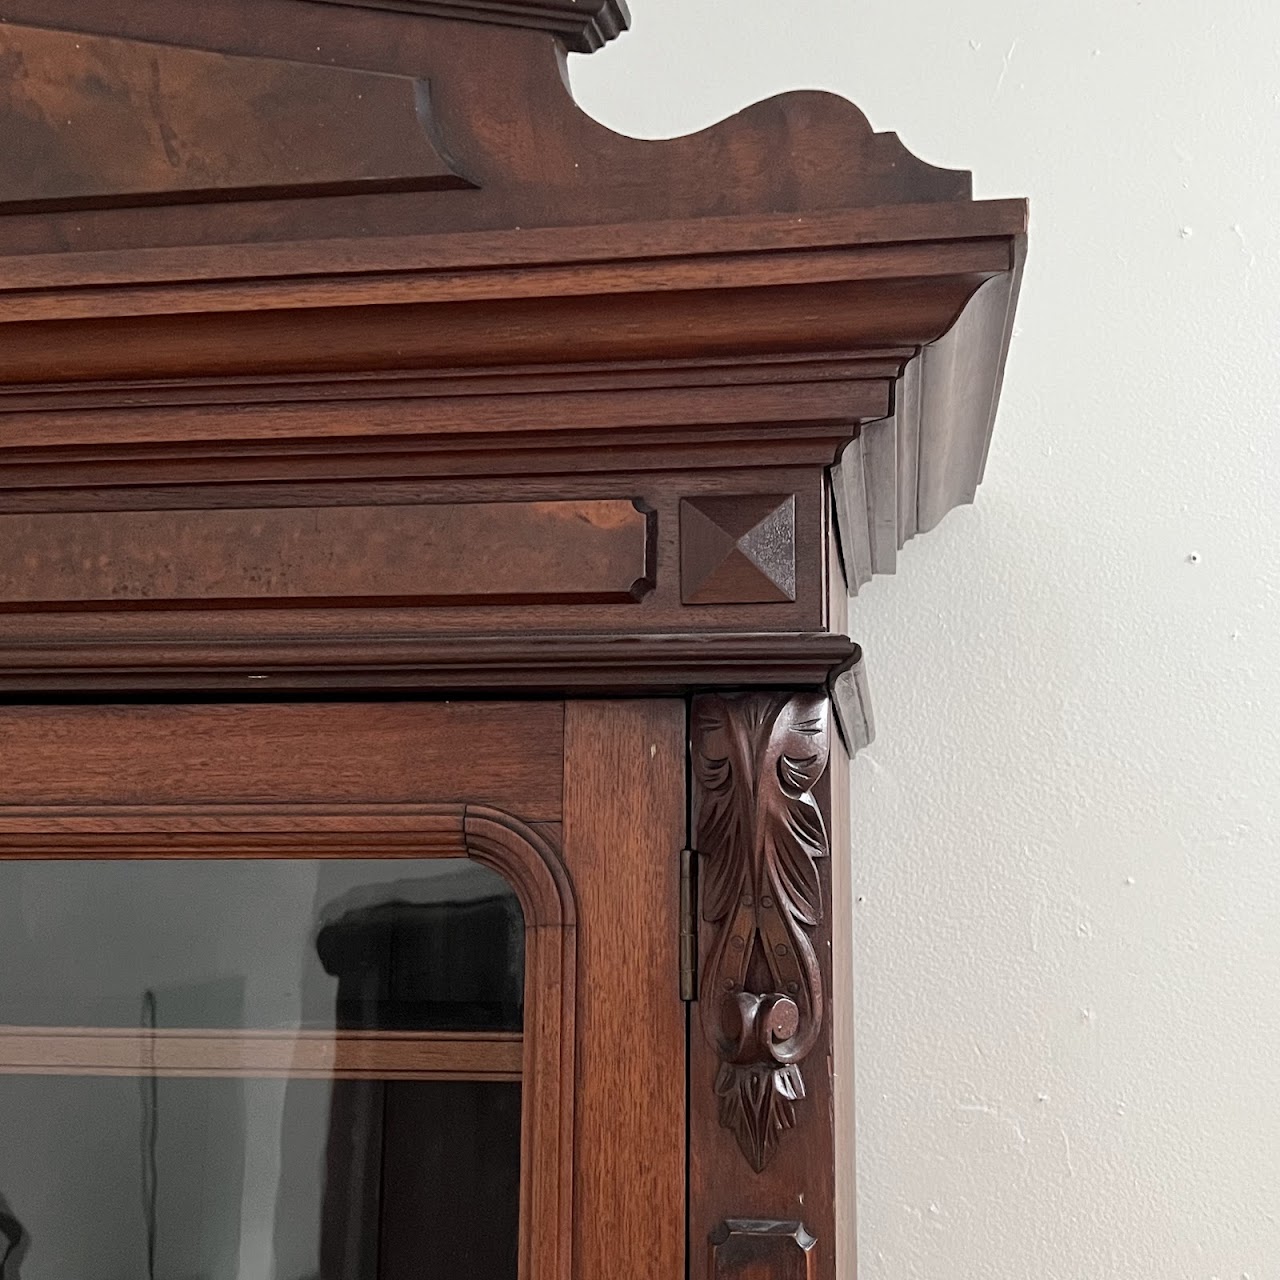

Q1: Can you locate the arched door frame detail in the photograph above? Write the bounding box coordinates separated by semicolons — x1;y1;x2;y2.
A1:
0;801;576;1280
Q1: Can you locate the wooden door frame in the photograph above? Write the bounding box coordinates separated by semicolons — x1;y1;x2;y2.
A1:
0;802;576;1280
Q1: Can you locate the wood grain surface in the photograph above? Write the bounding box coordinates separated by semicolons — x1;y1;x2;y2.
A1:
0;499;653;609
0;4;1030;1274
0;21;467;213
562;701;687;1280
0;702;564;818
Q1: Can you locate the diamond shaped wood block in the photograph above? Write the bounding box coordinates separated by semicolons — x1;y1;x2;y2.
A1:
680;495;797;605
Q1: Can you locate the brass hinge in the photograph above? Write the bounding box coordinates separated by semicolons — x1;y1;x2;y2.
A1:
680;847;698;1002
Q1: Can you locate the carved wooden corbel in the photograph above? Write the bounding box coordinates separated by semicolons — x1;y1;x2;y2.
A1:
692;691;832;1172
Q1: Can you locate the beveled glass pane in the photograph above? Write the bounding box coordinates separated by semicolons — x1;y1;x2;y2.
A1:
0;858;525;1280
0;1075;521;1280
0;858;523;1031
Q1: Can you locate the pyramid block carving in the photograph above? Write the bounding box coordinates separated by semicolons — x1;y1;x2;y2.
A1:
680;495;797;605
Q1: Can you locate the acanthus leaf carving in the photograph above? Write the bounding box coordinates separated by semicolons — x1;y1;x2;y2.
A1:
692;691;831;1173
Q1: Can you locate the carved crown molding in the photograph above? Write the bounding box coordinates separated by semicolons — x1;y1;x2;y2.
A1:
832;264;1026;597
692;692;832;1171
0;2;1026;699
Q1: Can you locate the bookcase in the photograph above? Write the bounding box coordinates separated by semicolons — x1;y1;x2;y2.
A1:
0;3;1025;1276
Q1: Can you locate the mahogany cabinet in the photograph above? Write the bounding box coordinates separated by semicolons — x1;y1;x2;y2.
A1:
0;3;1026;1278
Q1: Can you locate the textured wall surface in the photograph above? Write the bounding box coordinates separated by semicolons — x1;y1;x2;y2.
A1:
572;3;1280;1276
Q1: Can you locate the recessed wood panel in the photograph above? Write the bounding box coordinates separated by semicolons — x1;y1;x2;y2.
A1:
0;500;653;610
0;703;565;818
0;23;469;212
709;1220;817;1279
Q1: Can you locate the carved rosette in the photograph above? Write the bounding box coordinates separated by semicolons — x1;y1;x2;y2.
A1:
692;691;831;1172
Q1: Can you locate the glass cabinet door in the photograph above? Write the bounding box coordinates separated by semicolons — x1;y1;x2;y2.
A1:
0;857;526;1280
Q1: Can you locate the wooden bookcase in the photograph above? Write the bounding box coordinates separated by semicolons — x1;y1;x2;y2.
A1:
0;3;1026;1278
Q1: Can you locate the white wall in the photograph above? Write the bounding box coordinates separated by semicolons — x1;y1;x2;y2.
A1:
572;4;1280;1277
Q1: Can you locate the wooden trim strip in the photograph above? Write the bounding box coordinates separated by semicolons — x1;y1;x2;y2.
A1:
0;1026;524;1081
300;0;628;54
0;201;1028;298
0;632;858;697
0;240;1014;326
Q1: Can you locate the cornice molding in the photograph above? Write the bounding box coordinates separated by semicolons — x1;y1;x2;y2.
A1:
0;634;861;696
298;0;630;53
0;5;1026;699
832;254;1026;597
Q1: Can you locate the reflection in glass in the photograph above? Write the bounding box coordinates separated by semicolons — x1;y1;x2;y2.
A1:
0;858;524;1280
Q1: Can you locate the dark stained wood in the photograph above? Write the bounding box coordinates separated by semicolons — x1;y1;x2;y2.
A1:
0;703;564;818
832;247;1028;596
0;375;879;462
691;692;833;1174
709;1220;817;1279
0;22;468;216
0;272;1003;382
0;0;993;255
0;469;841;693
829;650;875;756
0;499;653;610
0;633;859;695
829;735;857;1280
0;243;1018;696
0;9;1023;690
681;496;797;606
466;805;578;1280
690;693;838;1280
301;0;630;53
0;353;903;421
562;701;686;1280
0;201;1026;298
0;6;1028;1278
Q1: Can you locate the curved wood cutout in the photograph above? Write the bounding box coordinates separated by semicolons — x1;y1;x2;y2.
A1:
0;1;1018;250
0;22;472;212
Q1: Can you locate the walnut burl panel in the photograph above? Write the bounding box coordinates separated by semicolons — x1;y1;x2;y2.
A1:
0;499;653;610
0;22;468;214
